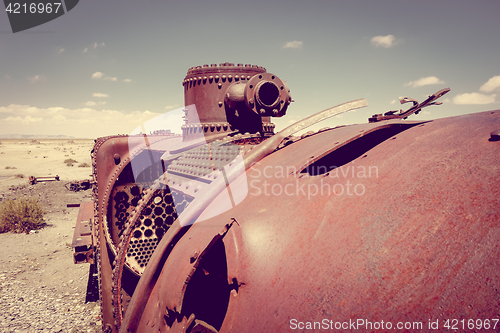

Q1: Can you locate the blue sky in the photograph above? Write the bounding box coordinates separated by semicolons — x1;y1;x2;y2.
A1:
1;0;499;138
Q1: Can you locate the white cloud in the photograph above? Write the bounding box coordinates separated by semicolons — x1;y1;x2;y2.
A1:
283;40;303;49
404;76;445;88
92;72;128;82
453;92;496;105
85;101;107;106
93;93;109;98
5;115;43;123
29;75;47;84
370;35;396;48
0;104;175;138
390;99;397;104
479;75;500;93
164;104;180;110
92;72;104;79
57;47;65;54
84;42;105;53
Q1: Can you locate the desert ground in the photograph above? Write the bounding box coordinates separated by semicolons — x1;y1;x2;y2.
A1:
0;139;101;333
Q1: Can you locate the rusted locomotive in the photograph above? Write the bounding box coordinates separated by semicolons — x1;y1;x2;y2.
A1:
72;63;500;332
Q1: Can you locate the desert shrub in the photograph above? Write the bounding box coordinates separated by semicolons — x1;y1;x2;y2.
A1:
15;174;24;178
78;162;90;167
0;198;45;233
5;166;17;169
64;158;78;166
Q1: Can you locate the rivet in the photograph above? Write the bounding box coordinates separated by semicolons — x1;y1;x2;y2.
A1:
259;109;266;115
219;101;223;107
490;130;500;141
218;83;222;89
154;196;161;204
113;153;120;165
249;99;254;106
272;109;279;115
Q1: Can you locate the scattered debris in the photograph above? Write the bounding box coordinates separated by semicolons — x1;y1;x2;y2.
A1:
29;175;60;185
65;179;91;192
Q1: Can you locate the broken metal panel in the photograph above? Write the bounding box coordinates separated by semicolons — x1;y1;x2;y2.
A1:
369;87;450;122
72;201;94;264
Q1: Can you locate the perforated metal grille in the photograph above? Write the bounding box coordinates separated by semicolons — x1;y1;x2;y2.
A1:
168;142;240;177
110;184;143;245
126;187;192;274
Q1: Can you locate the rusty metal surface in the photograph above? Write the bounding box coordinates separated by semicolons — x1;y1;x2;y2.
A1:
124;110;500;332
182;63;277;139
72;201;94;264
174;99;369;228
81;61;499;332
92;134;183;332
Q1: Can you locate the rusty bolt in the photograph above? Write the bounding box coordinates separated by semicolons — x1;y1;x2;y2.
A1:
272;109;279;115
113;154;120;165
219;101;223;107
490;130;500;141
259;109;266;115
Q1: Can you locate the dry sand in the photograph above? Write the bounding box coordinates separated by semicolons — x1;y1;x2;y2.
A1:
0;139;101;332
0;139;94;191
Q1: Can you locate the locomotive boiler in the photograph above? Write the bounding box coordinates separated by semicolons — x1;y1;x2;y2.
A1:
72;63;500;332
